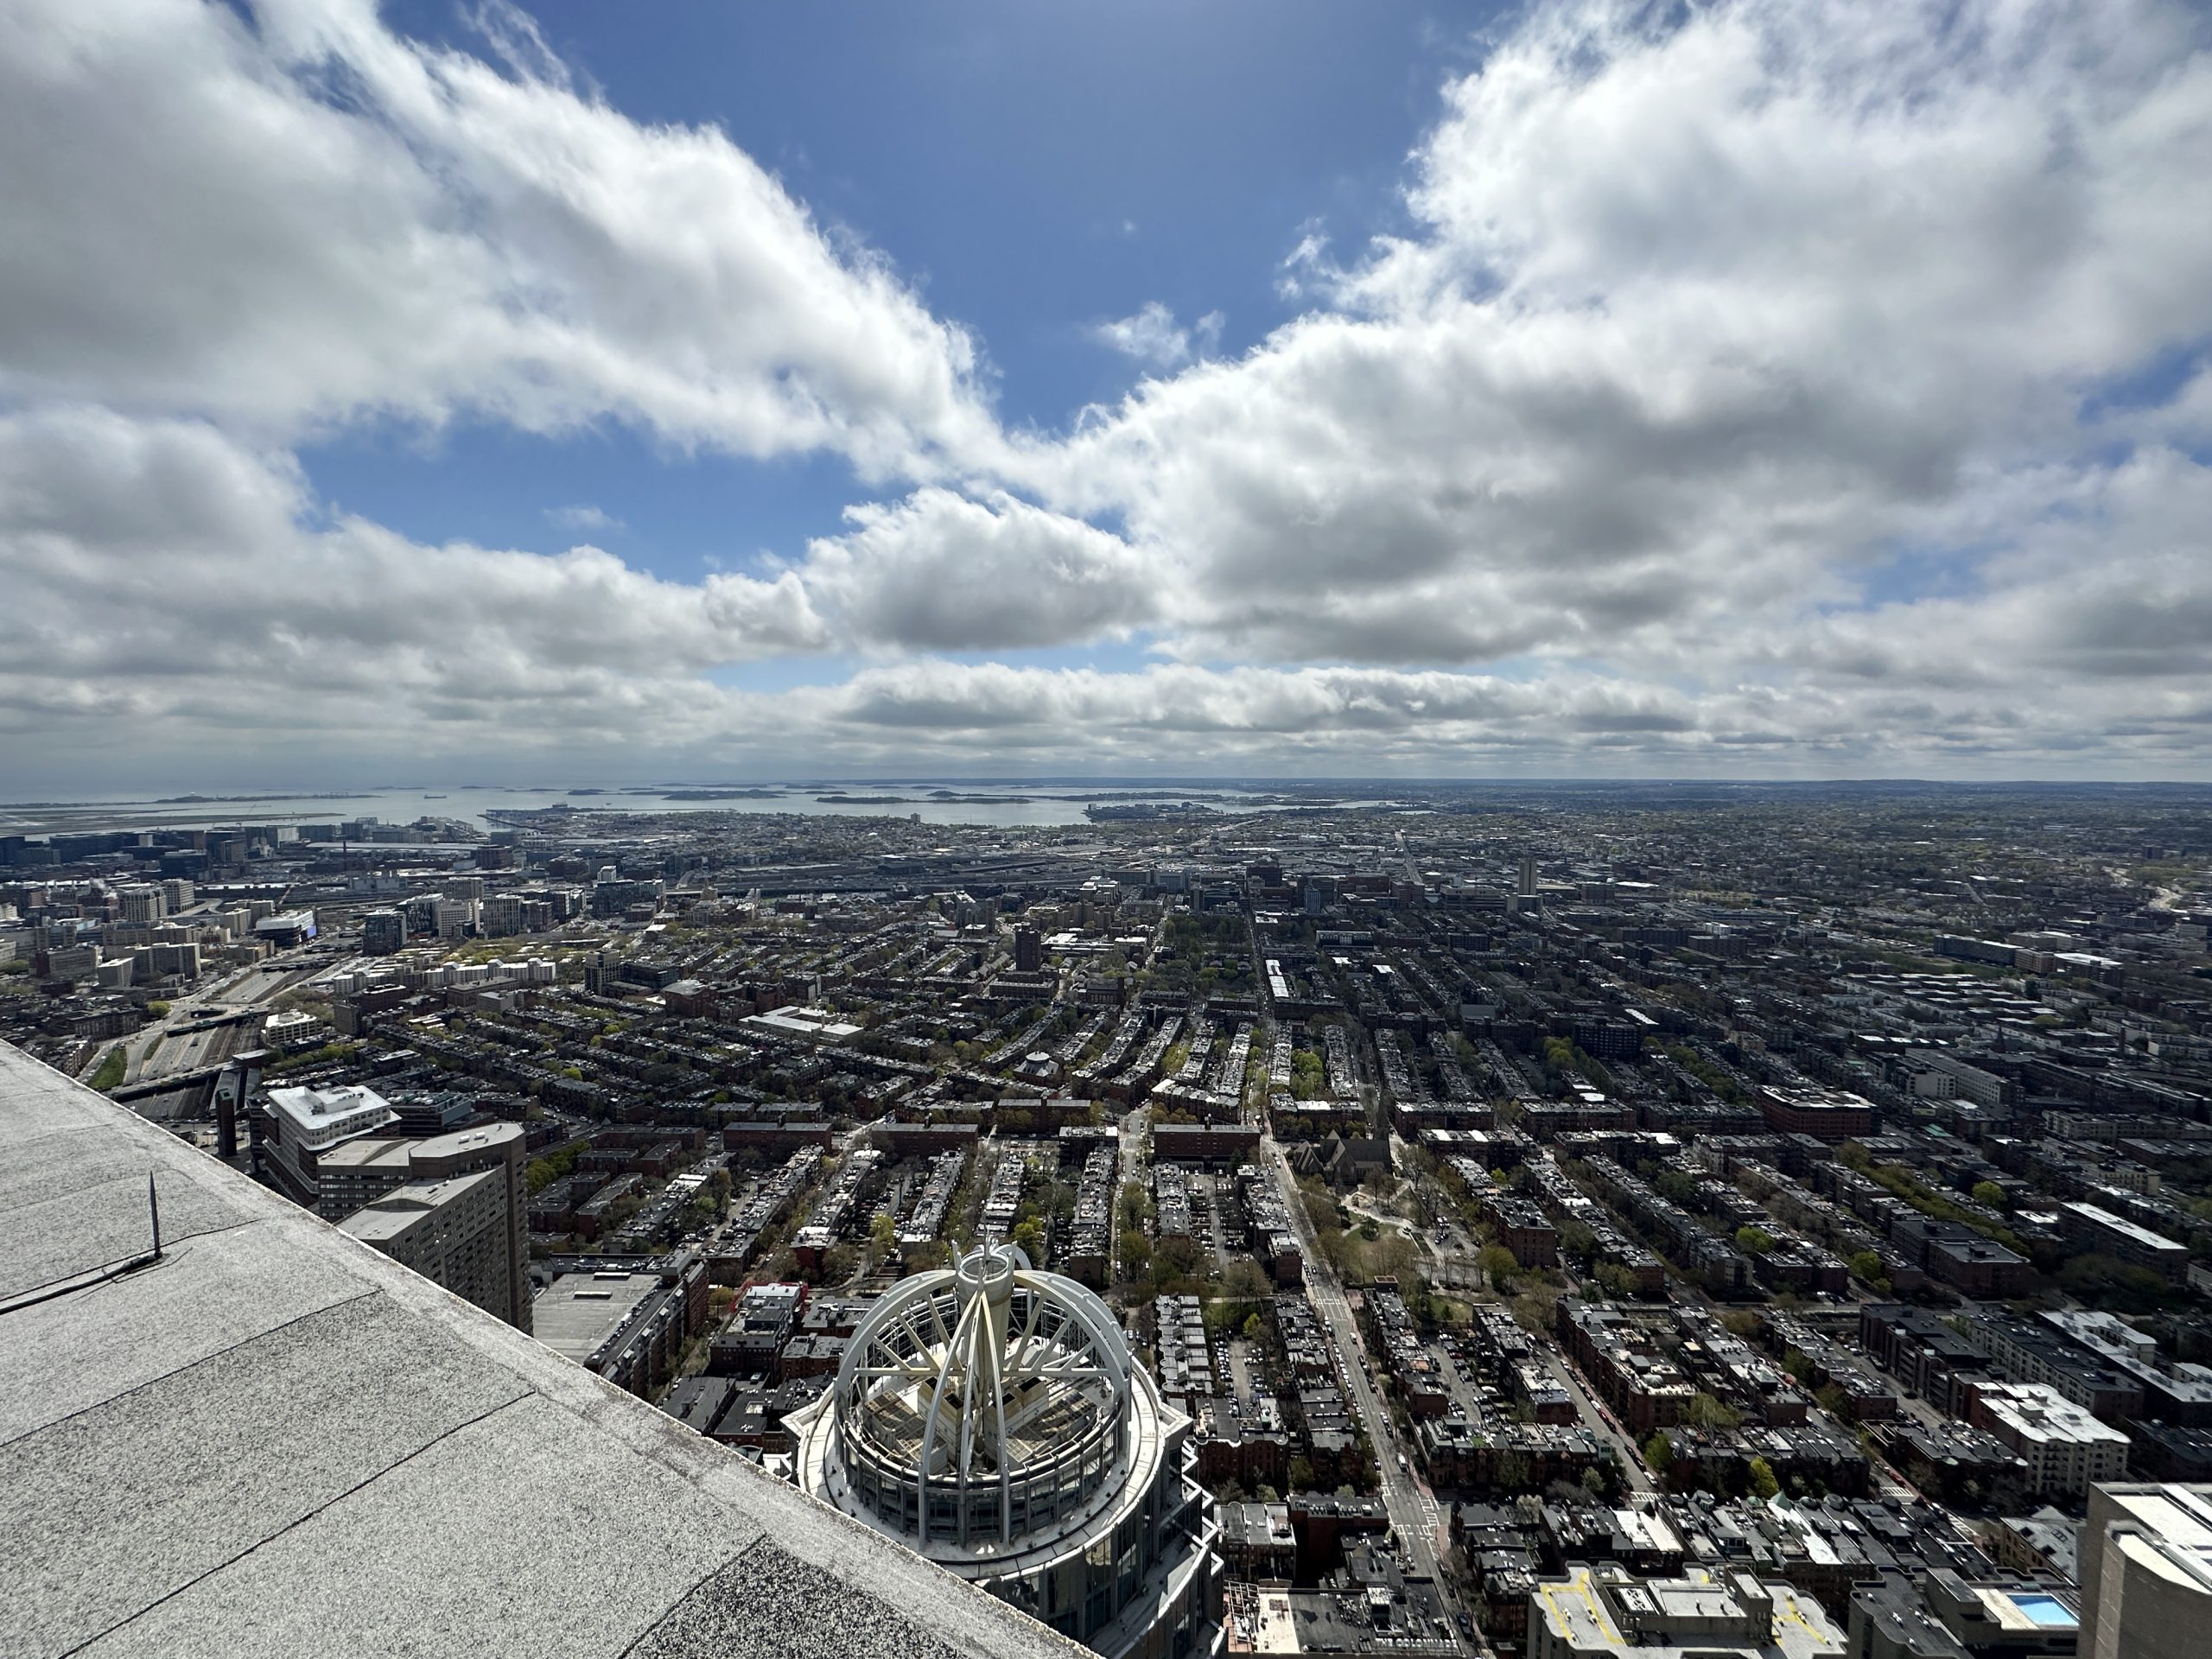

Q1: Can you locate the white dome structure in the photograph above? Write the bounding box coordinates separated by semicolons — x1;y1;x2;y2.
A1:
791;1246;1220;1658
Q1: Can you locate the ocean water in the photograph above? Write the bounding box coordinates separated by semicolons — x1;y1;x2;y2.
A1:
0;782;1325;835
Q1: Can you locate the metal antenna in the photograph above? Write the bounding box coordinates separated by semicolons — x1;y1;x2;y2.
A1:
148;1173;162;1262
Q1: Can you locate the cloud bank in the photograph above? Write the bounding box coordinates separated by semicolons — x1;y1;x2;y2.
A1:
3;0;2209;785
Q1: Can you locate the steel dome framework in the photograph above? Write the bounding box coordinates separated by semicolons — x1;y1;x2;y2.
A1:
830;1245;1131;1548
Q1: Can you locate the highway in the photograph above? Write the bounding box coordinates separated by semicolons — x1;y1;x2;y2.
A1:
117;950;321;1085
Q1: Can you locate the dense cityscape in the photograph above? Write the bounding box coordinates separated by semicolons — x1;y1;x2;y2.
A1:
6;779;2210;1657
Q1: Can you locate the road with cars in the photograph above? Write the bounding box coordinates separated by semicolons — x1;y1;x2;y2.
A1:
1264;1140;1476;1654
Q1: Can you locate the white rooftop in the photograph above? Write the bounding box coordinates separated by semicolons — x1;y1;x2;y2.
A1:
263;1084;397;1151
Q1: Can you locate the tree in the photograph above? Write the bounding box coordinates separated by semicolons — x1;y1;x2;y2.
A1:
1580;1466;1608;1497
1011;1216;1046;1258
1118;1180;1149;1233
1151;1235;1204;1288
1735;1226;1775;1255
1369;1234;1420;1287
2058;1251;2174;1314
87;1047;126;1091
1223;1258;1273;1320
1511;1282;1564;1335
1972;1180;2008;1211
1317;1227;1362;1280
1643;1432;1674;1475
1288;1457;1317;1492
1300;1187;1341;1233
1848;1250;1885;1282
1243;1313;1263;1341
1682;1393;1742;1431
1654;1168;1702;1208
868;1212;899;1256
1478;1244;1520;1293
1746;1456;1780;1500
1592;1262;1640;1300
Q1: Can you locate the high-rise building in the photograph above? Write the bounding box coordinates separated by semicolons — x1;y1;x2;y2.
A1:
117;885;166;925
1967;1382;2130;1497
362;908;405;954
254;1084;401;1209
791;1244;1220;1658
321;1122;532;1332
410;1123;531;1333
1517;851;1538;899
340;1167;515;1326
2080;1483;2212;1659
1014;925;1043;973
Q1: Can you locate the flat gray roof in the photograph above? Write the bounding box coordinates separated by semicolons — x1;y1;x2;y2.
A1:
0;1040;1079;1659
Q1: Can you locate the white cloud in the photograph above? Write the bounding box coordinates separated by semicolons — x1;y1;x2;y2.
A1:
0;0;999;477
1089;302;1224;371
0;409;828;775
5;0;2212;784
545;504;621;533
1007;0;2212;699
464;0;575;96
799;489;1161;652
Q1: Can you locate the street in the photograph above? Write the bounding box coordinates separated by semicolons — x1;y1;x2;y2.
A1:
1264;1141;1473;1653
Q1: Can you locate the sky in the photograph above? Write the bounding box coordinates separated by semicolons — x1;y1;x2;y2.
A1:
2;0;2209;791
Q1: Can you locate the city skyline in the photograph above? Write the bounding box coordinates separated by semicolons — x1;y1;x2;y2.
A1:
4;0;2210;790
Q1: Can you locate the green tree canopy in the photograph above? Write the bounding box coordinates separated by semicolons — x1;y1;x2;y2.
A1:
1746;1456;1780;1500
1478;1243;1519;1292
1682;1392;1742;1431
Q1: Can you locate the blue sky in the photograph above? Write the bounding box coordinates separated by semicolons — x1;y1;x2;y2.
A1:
309;1;1470;588
3;0;2210;788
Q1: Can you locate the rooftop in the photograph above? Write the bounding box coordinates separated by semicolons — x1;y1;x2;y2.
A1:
261;1082;398;1151
0;1039;1082;1659
1530;1564;1844;1659
336;1168;500;1246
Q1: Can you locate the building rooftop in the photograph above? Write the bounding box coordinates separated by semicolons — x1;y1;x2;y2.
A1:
1974;1382;2129;1451
336;1168;499;1246
1529;1564;1844;1659
0;1040;1081;1659
262;1082;398;1151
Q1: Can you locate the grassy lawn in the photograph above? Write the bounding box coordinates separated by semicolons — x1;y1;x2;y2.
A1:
88;1046;128;1091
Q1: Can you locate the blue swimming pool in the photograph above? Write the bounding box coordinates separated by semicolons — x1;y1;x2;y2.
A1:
2011;1593;2075;1629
